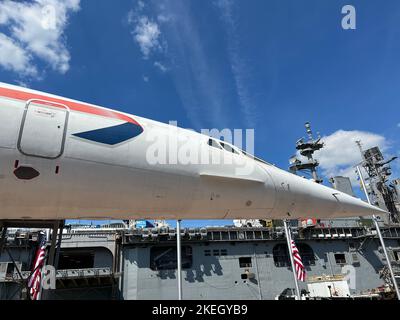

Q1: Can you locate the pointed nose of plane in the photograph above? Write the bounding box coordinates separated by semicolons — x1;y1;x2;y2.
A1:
328;190;387;217
263;166;386;218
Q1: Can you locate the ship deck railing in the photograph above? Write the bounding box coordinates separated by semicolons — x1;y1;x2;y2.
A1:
3;224;400;245
122;225;400;244
0;267;119;288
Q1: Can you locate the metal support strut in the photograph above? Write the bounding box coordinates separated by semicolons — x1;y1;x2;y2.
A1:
54;220;65;269
176;219;183;300
283;219;301;300
357;166;400;300
47;221;60;267
0;225;7;256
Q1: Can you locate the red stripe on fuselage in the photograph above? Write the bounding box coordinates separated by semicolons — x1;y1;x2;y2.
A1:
0;86;140;126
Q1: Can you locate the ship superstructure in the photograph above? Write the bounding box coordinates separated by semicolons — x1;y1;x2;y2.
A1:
355;141;399;224
1;224;400;300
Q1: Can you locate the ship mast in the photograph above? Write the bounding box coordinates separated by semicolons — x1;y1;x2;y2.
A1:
289;122;324;183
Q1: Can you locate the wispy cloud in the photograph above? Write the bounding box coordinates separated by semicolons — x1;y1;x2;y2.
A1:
157;1;232;129
157;13;173;23
0;0;80;80
130;15;162;59
137;0;145;11
128;1;166;61
154;61;168;72
128;0;233;129
214;0;258;128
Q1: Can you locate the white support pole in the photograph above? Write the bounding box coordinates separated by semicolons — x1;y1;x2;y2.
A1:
356;166;400;300
253;248;263;300
176;220;183;300
356;166;372;206
283;219;301;300
373;215;400;300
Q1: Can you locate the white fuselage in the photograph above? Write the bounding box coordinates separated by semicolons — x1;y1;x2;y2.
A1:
0;82;383;221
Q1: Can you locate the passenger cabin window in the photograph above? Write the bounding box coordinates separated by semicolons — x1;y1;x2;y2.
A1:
150;246;192;271
239;257;252;268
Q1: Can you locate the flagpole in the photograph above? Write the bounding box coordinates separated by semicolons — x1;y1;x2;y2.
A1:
283;219;301;300
176;219;183;300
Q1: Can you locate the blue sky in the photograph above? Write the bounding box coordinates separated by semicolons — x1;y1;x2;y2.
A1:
0;0;399;227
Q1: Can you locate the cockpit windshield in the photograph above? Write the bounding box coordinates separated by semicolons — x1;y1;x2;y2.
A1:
206;137;273;166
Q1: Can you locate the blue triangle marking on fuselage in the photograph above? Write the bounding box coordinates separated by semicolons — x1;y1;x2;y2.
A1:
73;122;144;145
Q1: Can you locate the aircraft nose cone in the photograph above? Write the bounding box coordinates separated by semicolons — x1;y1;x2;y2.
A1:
294;176;387;218
331;191;387;217
264;165;386;219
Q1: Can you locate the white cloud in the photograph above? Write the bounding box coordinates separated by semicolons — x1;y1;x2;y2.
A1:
309;130;389;183
131;15;162;59
0;34;37;76
397;123;400;128
154;61;168;72
0;0;80;78
143;75;149;82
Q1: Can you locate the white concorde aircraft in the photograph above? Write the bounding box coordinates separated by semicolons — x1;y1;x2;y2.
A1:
0;82;384;221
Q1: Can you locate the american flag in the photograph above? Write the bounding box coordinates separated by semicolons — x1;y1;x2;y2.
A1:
291;240;306;282
28;232;47;300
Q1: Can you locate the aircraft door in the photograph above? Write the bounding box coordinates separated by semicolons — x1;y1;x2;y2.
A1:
18;99;69;159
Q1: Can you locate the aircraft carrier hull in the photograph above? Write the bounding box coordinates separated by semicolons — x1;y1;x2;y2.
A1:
1;224;399;300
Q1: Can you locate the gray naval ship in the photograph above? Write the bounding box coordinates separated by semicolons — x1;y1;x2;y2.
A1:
1;123;399;300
